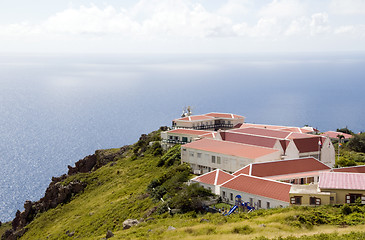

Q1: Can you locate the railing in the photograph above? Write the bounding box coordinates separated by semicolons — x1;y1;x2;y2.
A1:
162;139;188;145
173;123;234;130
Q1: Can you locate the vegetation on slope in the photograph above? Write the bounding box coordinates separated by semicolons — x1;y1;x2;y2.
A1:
2;128;365;239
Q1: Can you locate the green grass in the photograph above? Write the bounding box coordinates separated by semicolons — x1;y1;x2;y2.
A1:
9;135;365;239
0;221;11;237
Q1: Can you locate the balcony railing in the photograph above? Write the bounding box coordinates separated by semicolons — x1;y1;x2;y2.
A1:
162;139;188;145
173;123;233;130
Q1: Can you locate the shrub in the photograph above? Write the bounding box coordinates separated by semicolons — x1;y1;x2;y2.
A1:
341;204;352;215
232;225;254;234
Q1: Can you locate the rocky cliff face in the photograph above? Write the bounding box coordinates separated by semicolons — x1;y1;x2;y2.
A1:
2;145;131;240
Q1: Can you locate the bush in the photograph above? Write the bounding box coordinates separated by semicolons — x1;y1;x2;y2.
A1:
157;144;181;167
170;183;214;213
347;133;365;153
342;204;352;215
232;225;254;234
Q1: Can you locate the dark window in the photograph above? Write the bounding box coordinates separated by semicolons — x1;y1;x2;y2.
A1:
266;202;270;209
258;200;262;208
182;137;188;142
212;156;216;163
230;193;233;201
291;196;302;205
347;194;362;203
223;191;226;198
310;197;316;205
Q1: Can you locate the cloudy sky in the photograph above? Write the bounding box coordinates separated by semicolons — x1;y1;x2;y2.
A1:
1;0;365;53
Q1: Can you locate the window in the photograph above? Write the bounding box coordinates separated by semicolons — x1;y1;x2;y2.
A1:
230;193;233;201
174;136;179;140
217;156;221;164
330;196;334;201
258;200;262;208
266;202;270;209
169;136;173;140
346;194;362;204
291;196;302;205
249;198;253;206
183;148;186;151
223;191;226;198
212;156;216;163
197;153;202;158
182;137;188;142
190;152;194;157
310;197;316;205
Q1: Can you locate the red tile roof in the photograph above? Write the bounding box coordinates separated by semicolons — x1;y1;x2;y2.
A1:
319;172;365;190
183;138;280;159
167;129;214;136
175;112;244;122
233;157;331;177
293;137;323;153
332;165;365;173
221;174;291;202
321;131;353;139
204;112;244;119
177;115;214;121
222;131;279;149
191;169;235;185
232;127;291;139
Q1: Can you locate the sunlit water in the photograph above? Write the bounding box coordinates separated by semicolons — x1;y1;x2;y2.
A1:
0;53;364;221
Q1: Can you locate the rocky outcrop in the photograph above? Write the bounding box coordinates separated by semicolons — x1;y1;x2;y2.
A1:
68;145;130;175
3;180;87;240
123;219;140;230
3;144;131;240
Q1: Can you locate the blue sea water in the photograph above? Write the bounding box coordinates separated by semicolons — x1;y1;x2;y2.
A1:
0;53;364;222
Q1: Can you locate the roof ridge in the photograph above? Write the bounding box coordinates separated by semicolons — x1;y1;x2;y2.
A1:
225;131;284;140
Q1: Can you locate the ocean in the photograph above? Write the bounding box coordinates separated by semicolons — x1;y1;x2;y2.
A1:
0;52;364;222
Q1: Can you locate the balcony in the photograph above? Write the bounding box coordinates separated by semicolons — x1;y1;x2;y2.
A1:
173;123;234;130
162;139;188;145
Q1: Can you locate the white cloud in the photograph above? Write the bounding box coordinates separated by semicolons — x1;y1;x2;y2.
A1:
259;0;306;18
0;0;365;53
330;0;365;15
310;13;330;36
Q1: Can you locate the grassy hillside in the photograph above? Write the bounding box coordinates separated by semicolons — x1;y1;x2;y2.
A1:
3;130;364;240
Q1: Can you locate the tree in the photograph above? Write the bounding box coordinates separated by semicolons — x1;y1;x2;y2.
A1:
347;133;365;153
337;127;354;135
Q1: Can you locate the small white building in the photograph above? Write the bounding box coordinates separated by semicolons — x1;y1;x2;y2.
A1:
220;174;291;209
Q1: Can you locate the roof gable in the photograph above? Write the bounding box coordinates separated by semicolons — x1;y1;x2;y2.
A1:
192;169;234;185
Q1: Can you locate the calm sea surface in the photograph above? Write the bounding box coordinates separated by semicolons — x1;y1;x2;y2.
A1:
0;53;364;221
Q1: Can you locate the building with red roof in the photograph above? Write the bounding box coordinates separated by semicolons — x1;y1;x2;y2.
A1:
220;174;292;209
290;172;365;206
172;112;245;131
233;157;331;184
320;131;353;141
332;165;365;173
190;169;234;194
229;127;335;167
181;138;281;174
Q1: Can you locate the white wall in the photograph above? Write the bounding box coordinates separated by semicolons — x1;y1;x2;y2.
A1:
283;140;300;160
181;147;255;173
220;186;289;209
320;138;335;167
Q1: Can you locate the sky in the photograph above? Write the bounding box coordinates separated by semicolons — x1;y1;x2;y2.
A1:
0;0;365;54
